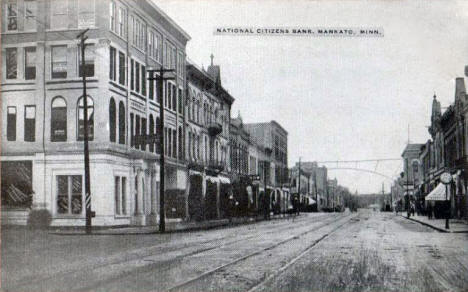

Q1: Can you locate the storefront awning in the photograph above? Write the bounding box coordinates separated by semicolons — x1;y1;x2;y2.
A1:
219;176;231;184
206;176;219;183
425;183;448;201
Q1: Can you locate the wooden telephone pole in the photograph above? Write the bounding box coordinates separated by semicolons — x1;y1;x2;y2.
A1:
77;29;93;234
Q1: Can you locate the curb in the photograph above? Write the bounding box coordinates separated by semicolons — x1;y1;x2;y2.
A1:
48;213;304;236
399;215;468;233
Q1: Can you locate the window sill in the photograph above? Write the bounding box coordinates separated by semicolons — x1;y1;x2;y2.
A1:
130;45;146;56
2;30;37;35
46;27;98;33
109;30;128;43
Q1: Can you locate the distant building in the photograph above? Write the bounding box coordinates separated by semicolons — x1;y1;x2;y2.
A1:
298;162;328;210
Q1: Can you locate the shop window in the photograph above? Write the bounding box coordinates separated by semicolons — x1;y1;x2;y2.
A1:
109;98;116;142
24;0;36;31
115;176;127;215
7;0;17;31
77;96;94;141
51;46;67;79
118;101;125;144
7;107;16;141
25;47;36;80
51;97;67;142
6;48;17;79
57;175;82;215
24;105;36;142
78;45;95;77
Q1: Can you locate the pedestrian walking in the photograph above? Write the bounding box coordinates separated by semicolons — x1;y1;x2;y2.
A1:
427;203;433;220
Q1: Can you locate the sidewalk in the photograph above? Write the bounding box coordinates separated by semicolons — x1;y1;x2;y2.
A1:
49;213;306;235
399;213;468;233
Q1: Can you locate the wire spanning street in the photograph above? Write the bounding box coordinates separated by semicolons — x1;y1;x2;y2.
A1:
2;210;468;292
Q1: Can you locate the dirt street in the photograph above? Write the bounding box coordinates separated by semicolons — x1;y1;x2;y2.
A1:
2;210;467;292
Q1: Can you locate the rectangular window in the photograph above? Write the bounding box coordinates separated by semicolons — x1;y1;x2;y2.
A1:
24;47;36;80
119;52;125;85
24;105;36;142
24;0;37;31
114;176;127;215
78;0;95;28
155;33;161;62
141;66;146;97
135;62;140;93
172;84;177;111
51;46;67;79
149;79;154;101
130;113;134;147
118;7;126;38
110;1;116;32
178;88;183;114
172;129;177;158
6;48;17;79
7;107;16;141
148;31;154;58
78;45;95;77
51;0;67;29
135;115;140;149
130;59;134;90
7;0;17;31
141;118;146;151
110;47;116;81
57;175;82;215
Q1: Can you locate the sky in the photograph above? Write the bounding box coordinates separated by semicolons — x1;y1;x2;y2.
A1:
154;0;468;194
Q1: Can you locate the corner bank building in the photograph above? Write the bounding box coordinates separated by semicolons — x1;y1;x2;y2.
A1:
1;0;191;226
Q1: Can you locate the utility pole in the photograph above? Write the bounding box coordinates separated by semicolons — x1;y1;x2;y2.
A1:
77;29;92;234
406;158;410;219
148;67;174;233
297;157;301;215
314;169;318;212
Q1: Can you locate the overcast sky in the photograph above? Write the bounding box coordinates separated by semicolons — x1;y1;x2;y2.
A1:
154;0;468;194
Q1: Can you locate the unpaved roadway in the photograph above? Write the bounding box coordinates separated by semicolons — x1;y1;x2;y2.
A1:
2;210;468;292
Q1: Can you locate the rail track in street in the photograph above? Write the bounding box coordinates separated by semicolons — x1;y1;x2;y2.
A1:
8;213;345;292
166;213;357;292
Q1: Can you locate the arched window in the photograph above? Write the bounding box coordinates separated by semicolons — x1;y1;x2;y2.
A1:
118;101;125;144
109;98;116;142
77;96;94;141
51;97;67;142
155;117;161;154
215;140;219;163
149;114;154;152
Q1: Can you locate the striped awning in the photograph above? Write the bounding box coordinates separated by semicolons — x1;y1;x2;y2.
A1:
425;183;448;201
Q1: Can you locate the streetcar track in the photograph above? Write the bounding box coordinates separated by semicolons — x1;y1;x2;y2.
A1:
166;213;356;292
7;213;338;291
